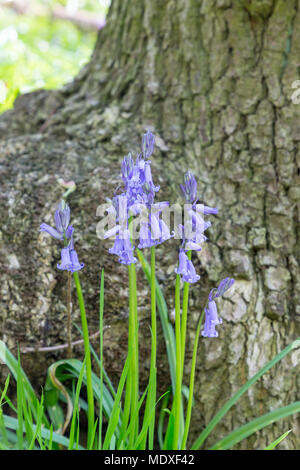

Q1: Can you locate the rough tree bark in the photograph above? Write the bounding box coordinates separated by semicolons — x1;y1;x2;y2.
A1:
0;0;300;449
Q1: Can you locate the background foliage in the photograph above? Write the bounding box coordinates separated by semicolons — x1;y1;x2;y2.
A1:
0;0;110;113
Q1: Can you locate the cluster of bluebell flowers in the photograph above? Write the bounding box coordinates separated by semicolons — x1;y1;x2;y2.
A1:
104;131;235;338
175;171;235;337
104;131;173;263
40;200;84;272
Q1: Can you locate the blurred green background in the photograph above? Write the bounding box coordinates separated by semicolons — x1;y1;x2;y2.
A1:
0;0;110;113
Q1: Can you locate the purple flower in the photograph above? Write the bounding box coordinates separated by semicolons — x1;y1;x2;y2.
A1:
201;277;235;338
180;171;197;204
109;229;137;265
107;132;171;263
40;223;64;240
208;277;235;302
144;161;160;194
57;247;84;272
40;201;72;241
201;306;220;338
69;249;85;272
142;130;155;159
40;200;84;273
55;201;70;232
203;206;219;215
178;172;218;256
138;206;173;249
57;247;72;270
175;250;200;284
125;157;159;208
138;221;153;249
65;225;74;239
122;153;134;185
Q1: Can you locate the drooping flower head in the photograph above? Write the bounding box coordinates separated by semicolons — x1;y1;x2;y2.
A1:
56;245;84;273
201;277;235;338
138;202;173;249
109;228;137;265
175;171;218;284
40;200;84;273
174;250;200;284
121;152;134;186
142;130;155;159
180;170;198;205
40;200;73;241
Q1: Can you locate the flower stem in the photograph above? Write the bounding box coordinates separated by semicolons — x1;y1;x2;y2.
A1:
128;262;139;446
140;246;157;449
181;309;205;449
173;273;182;450
180;250;191;376
67;271;72;358
98;268;104;450
148;245;157;448
73;270;94;449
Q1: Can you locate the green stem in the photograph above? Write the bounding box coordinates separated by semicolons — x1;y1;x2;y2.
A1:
180;250;191;377
140;246;157;449
128;262;139;447
173;273;182;450
149;246;157;449
98;268;104;450
73;271;94;449
181;310;205;449
66;271;72;358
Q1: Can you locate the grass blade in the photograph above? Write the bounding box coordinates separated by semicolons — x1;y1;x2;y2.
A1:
2;414;85;449
210;402;300;450
191;336;300;449
102;350;132;450
137;249;185;446
99;268;104;450
68;357;86;449
0;341;49;427
264;429;292;450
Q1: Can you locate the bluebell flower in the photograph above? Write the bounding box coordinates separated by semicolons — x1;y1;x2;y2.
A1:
109;229;137;265
142;130;155;159
138;204;173;249
201;278;235;338
40;201;73;241
178;171;218;254
57;247;84;272
175;171;219;283
54;200;70;232
203;206;219;215
107;132;171;264
208;277;235;302
122;153;134;185
201;305;220;338
69;249;85;272
175;250;200;284
180;170;198;204
138;220;153;249
41;200;84;273
144;160;160;194
57;247;72;270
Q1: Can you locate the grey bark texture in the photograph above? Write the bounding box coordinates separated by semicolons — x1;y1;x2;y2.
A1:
0;0;300;449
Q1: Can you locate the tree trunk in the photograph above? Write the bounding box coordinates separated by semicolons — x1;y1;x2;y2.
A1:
0;0;300;450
